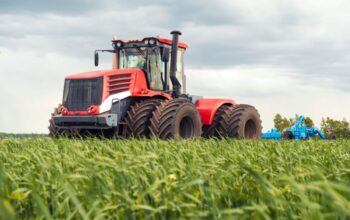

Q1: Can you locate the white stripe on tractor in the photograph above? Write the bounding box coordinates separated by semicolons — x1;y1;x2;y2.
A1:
99;91;131;113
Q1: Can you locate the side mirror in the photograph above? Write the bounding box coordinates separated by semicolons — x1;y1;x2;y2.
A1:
161;47;170;63
94;51;99;66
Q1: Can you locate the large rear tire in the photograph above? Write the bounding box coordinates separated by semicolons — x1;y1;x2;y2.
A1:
149;99;202;139
202;105;234;138
227;104;262;139
124;99;163;138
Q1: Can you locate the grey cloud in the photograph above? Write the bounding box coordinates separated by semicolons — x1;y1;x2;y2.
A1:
0;0;102;14
1;0;350;133
1;0;349;88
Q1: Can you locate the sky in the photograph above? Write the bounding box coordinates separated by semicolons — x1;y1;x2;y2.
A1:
1;0;350;133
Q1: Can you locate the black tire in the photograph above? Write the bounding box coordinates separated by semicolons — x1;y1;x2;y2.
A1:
282;131;294;139
202;105;234;138
49;105;80;138
227;104;262;139
48;105;63;138
326;132;336;140
149;99;202;139
124;99;163;138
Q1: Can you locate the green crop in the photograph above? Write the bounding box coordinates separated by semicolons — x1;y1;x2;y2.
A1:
0;138;350;219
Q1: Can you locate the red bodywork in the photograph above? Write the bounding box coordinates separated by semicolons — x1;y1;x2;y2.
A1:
65;69;171;101
158;38;188;49
63;69;236;126
196;99;235;125
60;105;100;116
62;69;171;115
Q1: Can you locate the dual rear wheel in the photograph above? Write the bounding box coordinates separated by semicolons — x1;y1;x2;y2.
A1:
203;104;262;139
124;98;262;139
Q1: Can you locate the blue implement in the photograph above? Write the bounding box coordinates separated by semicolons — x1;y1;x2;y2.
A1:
261;128;281;140
262;115;328;140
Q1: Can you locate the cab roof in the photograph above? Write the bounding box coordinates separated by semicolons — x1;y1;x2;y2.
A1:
112;37;188;49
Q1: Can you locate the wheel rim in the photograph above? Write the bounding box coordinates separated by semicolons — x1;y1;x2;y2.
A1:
244;119;257;138
179;116;195;138
282;131;293;139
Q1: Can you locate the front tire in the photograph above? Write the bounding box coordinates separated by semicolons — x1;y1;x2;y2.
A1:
48;105;63;138
124;99;163;138
149;99;202;139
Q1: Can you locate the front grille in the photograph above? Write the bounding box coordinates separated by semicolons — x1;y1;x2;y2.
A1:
108;73;131;95
63;77;103;111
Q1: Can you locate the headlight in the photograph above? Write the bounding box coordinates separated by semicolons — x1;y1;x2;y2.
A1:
113;41;123;49
149;39;156;45
144;38;157;45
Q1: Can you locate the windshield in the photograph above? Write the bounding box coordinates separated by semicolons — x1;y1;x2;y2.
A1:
119;47;164;91
119;47;146;69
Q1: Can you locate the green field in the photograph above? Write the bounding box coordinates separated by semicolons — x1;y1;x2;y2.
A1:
1;138;350;219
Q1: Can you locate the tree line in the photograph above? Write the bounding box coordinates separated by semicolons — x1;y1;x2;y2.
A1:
0;133;46;139
273;114;350;138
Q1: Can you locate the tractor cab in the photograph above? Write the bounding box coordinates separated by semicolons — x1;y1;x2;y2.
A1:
94;33;187;94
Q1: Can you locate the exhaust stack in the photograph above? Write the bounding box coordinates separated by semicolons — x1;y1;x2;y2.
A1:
169;30;182;98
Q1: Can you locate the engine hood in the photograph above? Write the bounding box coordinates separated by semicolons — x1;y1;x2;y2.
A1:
62;68;171;115
65;68;143;80
65;68;149;105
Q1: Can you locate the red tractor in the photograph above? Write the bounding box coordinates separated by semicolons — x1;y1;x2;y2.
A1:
49;31;262;139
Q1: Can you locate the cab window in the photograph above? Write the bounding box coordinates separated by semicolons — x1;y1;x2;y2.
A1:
119;47;165;91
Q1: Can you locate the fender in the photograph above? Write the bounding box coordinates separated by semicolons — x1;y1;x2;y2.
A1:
196;98;236;125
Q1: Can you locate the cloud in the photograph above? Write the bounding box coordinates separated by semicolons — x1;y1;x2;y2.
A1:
1;0;350;133
0;0;103;14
